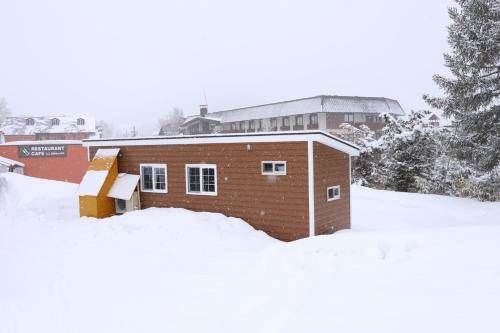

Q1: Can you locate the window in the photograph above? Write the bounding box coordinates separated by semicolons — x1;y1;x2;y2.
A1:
270;118;277;129
344;113;354;123
50;118;60;126
282;117;289;127
140;164;167;193
231;122;237;130
25;118;35;126
77;118;85;126
327;185;341;201
258;119;263;130
310;114;318;125
261;161;287;175
186;164;217;195
295;115;303;126
239;121;245;130
249;120;255;130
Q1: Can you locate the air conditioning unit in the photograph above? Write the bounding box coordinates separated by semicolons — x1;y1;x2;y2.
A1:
115;198;128;214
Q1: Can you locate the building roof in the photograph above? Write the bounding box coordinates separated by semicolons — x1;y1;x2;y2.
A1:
0;116;96;135
0;140;83;146
206;95;405;123
0;156;25;168
107;173;140;200
180;116;221;127
83;131;360;156
77;148;120;196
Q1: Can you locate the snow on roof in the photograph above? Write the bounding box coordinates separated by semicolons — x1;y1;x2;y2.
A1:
0;140;82;146
107;173;140;200
95;148;120;158
77;170;109;196
83;130;360;156
0;156;24;167
206;95;405;123
181;116;221;126
0;116;96;135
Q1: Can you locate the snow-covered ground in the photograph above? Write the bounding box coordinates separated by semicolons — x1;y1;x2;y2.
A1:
0;173;499;333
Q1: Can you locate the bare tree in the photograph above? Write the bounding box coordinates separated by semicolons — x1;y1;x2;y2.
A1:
158;107;185;135
96;120;115;138
0;97;11;123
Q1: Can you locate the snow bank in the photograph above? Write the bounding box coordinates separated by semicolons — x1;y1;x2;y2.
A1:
1;174;499;333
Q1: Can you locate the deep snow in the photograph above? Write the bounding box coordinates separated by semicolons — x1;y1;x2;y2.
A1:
0;173;499;333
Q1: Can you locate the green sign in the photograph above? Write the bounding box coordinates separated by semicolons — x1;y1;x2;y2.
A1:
18;145;67;158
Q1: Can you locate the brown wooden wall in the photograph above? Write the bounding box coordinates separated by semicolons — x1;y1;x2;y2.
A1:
313;142;351;235
90;142;310;241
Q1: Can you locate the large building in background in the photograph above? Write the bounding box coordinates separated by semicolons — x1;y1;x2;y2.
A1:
178;95;405;136
0;116;98;143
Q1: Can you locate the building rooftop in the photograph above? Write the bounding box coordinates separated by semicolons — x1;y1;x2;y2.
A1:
205;95;405;123
0;116;96;135
83;130;360;156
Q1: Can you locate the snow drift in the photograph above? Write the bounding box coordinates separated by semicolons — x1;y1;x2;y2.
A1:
0;173;499;333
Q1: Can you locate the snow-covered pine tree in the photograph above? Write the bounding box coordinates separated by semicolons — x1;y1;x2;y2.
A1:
423;0;499;173
338;123;383;186
379;111;439;193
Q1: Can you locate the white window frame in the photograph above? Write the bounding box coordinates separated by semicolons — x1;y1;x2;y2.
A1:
261;161;287;176
140;163;168;193
185;164;218;196
327;185;341;201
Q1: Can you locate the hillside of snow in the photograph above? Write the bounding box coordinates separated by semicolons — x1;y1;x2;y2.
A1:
0;173;499;333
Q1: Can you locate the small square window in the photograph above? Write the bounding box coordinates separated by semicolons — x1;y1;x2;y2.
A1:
262;162;273;173
261;161;287;175
327;185;341;201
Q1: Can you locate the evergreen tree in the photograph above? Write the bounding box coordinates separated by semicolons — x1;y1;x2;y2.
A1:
423;0;500;172
379;111;439;193
338;123;383;186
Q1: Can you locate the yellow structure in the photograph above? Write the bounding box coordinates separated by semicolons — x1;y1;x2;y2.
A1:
78;149;120;218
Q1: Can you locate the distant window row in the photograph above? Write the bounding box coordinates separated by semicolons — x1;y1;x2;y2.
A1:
24;118;85;126
229;114;318;131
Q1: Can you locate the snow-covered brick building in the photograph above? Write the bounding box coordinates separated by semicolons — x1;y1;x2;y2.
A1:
81;131;360;241
0;116;98;143
178;95;405;136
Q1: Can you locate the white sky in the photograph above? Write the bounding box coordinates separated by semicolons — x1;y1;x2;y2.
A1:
0;0;454;135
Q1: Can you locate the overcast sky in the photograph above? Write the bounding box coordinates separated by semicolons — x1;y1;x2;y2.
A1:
0;0;454;134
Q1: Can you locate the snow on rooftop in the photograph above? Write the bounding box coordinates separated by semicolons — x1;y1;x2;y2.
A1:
207;95;405;123
0;116;96;135
107;173;140;200
0;140;82;146
0;156;24;167
181;116;221;126
77;170;109;196
95;148;120;158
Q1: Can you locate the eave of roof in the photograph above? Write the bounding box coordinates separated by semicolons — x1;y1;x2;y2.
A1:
83;131;360;156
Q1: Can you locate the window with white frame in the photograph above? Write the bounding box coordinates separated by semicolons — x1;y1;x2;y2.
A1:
295;115;303;126
343;113;354;123
310;113;318;125
140;164;167;193
261;161;287;175
186;164;217;195
327;185;341;201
